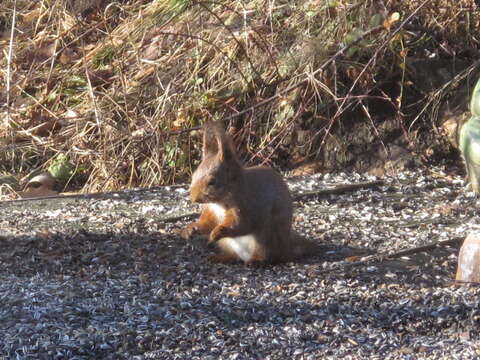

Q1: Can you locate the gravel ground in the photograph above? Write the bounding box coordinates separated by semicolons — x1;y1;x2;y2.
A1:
1;168;480;359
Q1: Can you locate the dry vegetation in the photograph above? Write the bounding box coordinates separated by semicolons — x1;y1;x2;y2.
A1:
0;0;479;192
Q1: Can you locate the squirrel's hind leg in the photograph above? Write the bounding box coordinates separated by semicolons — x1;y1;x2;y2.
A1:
208;253;239;264
209;245;266;265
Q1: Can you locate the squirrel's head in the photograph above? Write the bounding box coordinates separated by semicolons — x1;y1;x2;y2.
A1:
189;121;243;204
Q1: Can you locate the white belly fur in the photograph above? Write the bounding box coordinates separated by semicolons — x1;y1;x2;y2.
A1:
218;235;257;263
207;203;227;222
206;203;257;262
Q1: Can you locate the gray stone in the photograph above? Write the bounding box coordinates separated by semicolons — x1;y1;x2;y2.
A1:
456;232;480;283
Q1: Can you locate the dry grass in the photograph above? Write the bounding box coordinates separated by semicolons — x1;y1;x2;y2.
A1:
0;0;479;191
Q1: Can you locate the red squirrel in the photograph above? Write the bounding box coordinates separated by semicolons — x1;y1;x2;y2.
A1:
181;121;317;264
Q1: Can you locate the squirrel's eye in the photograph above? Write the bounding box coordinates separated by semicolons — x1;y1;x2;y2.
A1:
207;178;217;187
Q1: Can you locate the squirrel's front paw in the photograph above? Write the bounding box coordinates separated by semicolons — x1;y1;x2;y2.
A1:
208;225;228;244
181;223;199;240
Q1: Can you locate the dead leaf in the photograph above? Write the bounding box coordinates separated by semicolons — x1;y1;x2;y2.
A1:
86;68;113;87
132;128;146;138
291;161;322;176
59;48;80;64
27;40;57;64
20;7;44;25
345;256;361;263
383;12;400;31
133;65;156;81
32;120;62;137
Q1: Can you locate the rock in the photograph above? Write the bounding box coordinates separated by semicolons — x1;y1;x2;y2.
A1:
456;232;480;283
441;112;467;149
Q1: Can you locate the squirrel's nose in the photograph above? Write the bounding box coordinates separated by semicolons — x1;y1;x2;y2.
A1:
189;184;204;203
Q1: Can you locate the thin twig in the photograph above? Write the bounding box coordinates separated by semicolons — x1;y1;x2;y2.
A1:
5;0;17;126
224;25;386;121
126;24;387;143
318;237;463;275
294;180;385;200
0;184;187;203
136;3;427;142
195;1;265;87
316;0;433;152
6;0;18;171
0;180;385;209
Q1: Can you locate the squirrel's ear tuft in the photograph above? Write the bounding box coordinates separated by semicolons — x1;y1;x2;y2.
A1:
217;134;235;162
202;121;236;161
214;122;237;162
202;121;221;157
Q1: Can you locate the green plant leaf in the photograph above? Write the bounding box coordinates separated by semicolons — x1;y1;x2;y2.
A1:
48;154;76;186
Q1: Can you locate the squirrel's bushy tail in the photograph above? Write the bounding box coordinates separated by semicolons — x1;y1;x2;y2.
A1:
289;232;321;261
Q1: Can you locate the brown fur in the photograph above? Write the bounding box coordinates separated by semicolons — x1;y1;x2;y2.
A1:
181;121;318;264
